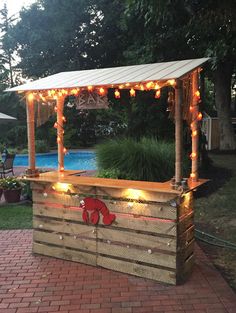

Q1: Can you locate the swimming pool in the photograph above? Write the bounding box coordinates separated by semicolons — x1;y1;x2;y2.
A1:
15;151;97;170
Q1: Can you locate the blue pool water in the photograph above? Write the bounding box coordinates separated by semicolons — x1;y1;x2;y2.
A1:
15;151;97;170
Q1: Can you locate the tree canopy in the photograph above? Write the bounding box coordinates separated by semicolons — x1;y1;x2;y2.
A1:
0;0;236;150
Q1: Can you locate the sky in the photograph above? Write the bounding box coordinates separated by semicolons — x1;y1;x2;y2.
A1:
0;0;35;20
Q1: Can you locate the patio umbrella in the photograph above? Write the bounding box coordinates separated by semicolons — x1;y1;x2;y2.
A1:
0;112;16;123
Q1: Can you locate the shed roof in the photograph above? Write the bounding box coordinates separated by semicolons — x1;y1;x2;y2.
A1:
0;112;16;121
7;58;209;92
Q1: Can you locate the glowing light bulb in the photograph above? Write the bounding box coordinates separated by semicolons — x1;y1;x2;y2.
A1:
154;83;160;90
189;106;194;112
140;84;144;91
190;173;196;179
87;85;93;91
99;87;105;95
57;137;61;143
195;90;200;100
62;116;66;122
58;91;62;97
63;147;67;154
119;85;124;89
190;152;197;159
190;122;194;129
51;90;56;95
27;93;34;101
146;81;153;89
167;79;176;86
155;90;161;99
60;166;64;172
192;130;198;137
54;106;58;112
130;88;135;97
54;122;58;128
197;112;203;121
125;83;130;87
114;89;120;99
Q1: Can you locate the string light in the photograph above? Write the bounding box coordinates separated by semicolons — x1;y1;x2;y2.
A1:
87;85;93;91
189;106;194;112
54;122;58;129
167;79;176;86
190;152;197;159
154;83;160;90
197;112;203;121
27;93;34;101
130;88;135;97
190;173;196;179
54;106;58;112
140;84;145;91
125;83;130;87
192;130;198;137
119;85;124;89
195;90;200;100
63;147;67;154
57;137;61;143
99;87;105;96
155;90;161;99
146;81;153;89
114;89;120;99
62;116;66;122
60;166;64;172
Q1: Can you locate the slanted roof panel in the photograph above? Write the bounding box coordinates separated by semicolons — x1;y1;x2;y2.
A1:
6;58;209;92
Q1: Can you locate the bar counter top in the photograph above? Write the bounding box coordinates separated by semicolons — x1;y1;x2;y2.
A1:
25;170;208;194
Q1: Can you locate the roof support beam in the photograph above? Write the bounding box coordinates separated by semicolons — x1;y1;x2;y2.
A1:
26;93;38;177
175;80;183;185
191;71;199;181
57;96;65;172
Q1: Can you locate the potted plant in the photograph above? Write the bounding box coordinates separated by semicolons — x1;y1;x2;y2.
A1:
1;177;23;203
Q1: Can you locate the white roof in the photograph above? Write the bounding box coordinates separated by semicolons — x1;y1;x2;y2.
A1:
6;58;209;92
0;112;16;121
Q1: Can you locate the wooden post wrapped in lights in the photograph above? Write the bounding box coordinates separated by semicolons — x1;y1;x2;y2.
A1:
190;71;200;181
175;80;183;185
25;93;39;177
6;58;209;285
56;96;66;172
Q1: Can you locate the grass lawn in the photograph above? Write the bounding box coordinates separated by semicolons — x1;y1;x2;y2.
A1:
0;203;32;229
195;153;236;291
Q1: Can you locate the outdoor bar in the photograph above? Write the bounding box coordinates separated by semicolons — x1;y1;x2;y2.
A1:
7;58;208;285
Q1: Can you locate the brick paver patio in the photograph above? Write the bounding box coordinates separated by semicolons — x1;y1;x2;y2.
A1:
0;230;235;313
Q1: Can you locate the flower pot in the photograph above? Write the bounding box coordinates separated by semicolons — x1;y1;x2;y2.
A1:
3;189;22;203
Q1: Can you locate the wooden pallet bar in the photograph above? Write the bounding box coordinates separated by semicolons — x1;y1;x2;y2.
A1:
27;171;207;285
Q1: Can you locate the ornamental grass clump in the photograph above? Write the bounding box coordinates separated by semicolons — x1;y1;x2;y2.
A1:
96;138;189;182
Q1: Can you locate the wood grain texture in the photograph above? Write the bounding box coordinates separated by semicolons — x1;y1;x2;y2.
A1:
97;255;176;285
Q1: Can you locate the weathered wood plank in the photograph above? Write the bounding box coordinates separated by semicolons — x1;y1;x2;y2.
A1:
178;212;194;234
33;190;177;220
97;255;176;285
33;216;96;238
33;242;96;266
34;204;177;235
33;230;97;252
97;241;176;269
97;228;176;252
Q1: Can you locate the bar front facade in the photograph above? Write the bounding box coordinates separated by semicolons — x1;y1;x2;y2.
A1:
7;58;209;284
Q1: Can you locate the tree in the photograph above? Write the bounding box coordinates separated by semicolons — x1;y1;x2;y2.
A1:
125;0;236;150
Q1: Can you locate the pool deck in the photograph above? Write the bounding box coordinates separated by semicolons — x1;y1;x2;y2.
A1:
0;229;235;313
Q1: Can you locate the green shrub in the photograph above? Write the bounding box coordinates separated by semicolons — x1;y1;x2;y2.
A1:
97;168;121;179
96;138;189;182
35;140;50;153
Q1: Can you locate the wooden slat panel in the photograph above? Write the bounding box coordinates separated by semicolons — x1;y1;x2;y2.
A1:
33;230;97;252
178;192;194;218
103;199;176;219
33;242;96;266
34;204;177;236
33;216;96;238
178;212;194;234
97;228;176;252
97;256;176;285
33;190;177;220
97;241;176;269
178;225;194;248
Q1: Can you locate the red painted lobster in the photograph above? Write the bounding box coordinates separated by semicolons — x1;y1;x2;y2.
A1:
80;197;116;226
